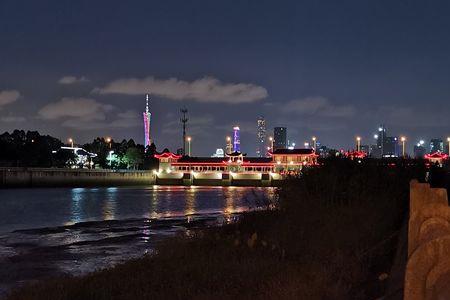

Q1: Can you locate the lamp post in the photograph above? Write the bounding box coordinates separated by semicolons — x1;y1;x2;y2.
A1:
312;136;317;150
108;150;114;169
269;136;274;152
187;137;192;156
356;136;361;152
226;136;232;154
106;137;112;149
68;138;74;148
447;137;450;155
401;136;406;157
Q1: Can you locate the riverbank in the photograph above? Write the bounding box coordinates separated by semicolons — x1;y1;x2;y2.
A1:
6;159;426;299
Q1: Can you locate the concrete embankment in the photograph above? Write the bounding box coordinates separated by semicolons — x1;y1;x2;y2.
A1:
404;180;450;299
0;168;156;188
0;168;281;188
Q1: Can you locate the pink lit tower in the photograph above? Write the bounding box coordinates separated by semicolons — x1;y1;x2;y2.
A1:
143;94;152;148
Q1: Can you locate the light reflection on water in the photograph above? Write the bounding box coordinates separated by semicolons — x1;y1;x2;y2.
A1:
0;186;275;233
0;186;275;296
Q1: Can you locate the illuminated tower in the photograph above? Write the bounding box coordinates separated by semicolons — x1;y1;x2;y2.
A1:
143;94;151;148
256;116;266;157
233;126;240;153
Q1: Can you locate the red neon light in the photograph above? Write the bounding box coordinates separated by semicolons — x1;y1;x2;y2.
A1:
269;152;318;157
424;152;449;160
154;152;182;159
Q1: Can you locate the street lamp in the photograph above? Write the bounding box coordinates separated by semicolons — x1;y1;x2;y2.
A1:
312;136;317;150
356;136;361;152
226;136;232;154
269;136;274;152
108;150;114;169
106;137;112;149
68;138;74;148
187;136;192;156
401;136;406;157
447;137;450;155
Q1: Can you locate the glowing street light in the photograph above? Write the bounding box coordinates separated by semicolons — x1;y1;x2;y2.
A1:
356;136;361;152
68;138;74;148
401;136;406;157
187;136;192;156
226;136;232;154
108;150;114;168
312;136;317;150
447;137;450;155
106;137;112;149
269;136;274;152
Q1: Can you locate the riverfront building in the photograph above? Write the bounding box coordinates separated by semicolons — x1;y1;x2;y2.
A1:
155;148;318;176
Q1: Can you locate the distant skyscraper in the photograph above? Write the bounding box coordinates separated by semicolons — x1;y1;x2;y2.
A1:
273;127;287;150
256;116;266;157
430;139;444;153
233;126;240;152
375;124;387;157
143;94;152;148
414;143;427;158
384;137;400;157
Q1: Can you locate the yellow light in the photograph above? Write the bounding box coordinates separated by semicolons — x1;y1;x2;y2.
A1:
269;136;273;141
276;161;281;165
312;136;316;141
356;136;361;141
289;161;293;165
187;136;191;141
226;136;231;142
106;137;111;143
447;137;450;142
401;136;406;142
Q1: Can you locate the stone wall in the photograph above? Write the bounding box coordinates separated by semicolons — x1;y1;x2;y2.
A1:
404;180;450;299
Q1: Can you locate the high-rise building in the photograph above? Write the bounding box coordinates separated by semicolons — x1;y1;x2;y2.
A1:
273;127;287;150
233;126;241;152
430;139;444;153
414;143;427;158
374;124;387;157
143;94;152;148
256;116;266;157
384;137;400;157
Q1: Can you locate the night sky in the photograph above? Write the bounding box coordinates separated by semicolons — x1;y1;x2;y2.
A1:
1;0;450;155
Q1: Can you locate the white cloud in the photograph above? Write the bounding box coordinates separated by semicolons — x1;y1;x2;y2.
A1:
58;76;89;84
38;97;114;121
94;76;268;103
281;97;356;117
0;90;20;108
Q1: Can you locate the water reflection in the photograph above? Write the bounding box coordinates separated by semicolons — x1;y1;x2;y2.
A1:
102;187;117;221
185;186;197;217
68;188;85;225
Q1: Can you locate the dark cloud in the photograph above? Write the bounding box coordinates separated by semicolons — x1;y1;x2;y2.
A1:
281;97;356;118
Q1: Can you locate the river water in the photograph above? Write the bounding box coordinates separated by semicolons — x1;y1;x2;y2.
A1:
0;186;275;296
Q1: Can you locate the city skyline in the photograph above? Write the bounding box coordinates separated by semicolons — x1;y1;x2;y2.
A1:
1;1;450;155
